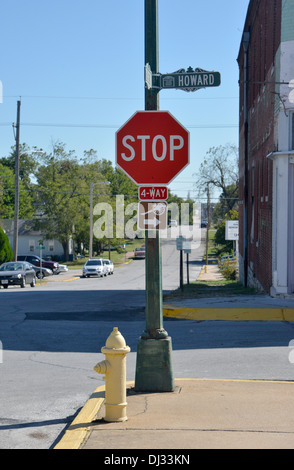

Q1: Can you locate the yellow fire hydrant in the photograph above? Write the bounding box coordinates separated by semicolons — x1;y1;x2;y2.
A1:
94;327;131;422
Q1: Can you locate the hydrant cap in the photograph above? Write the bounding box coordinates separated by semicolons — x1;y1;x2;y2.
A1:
105;327;127;349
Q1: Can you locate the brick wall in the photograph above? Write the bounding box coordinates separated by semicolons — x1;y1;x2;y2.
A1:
237;0;281;292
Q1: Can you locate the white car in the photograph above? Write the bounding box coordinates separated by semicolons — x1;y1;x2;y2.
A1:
82;259;108;278
59;264;68;272
102;259;114;275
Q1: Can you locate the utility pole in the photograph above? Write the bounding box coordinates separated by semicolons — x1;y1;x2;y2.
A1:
135;0;174;392
205;184;210;272
13;100;21;261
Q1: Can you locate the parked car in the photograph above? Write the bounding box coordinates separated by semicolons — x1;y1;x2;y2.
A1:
82;259;108;278
17;255;60;274
28;263;52;279
0;261;36;288
102;259;114;275
134;246;146;259
59;264;68;273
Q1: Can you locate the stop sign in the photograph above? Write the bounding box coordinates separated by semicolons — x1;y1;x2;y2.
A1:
116;111;189;185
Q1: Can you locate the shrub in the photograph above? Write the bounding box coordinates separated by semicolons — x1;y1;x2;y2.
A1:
0;227;13;264
218;254;238;280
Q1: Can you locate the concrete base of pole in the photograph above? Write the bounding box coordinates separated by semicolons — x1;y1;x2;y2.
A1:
134;337;174;392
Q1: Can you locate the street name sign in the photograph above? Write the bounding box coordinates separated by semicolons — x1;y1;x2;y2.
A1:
138;201;167;230
160;68;221;92
116;111;189;185
146;66;221;93
139;186;168;201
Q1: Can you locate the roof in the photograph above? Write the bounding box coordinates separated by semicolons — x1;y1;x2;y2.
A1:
0;219;44;236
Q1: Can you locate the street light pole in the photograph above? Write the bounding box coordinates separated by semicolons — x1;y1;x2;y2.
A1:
134;0;174;392
89;182;110;258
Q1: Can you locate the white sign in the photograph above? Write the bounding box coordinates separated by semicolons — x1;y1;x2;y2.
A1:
138;201;167;230
182;240;191;253
145;63;152;90
225;220;239;240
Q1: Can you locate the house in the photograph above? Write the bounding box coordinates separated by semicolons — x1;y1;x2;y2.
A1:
237;0;294;295
0;219;72;260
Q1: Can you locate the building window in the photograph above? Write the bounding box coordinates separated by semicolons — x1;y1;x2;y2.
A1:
49;240;54;252
29;240;35;252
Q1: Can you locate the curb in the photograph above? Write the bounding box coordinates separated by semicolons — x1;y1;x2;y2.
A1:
54;382;136;450
54;384;106;449
163;304;294;321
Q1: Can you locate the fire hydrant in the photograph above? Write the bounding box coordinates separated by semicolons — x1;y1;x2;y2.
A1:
94;327;130;422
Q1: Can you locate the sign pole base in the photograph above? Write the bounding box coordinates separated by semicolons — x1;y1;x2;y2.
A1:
134;336;174;392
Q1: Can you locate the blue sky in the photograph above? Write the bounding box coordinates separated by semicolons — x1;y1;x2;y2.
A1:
0;0;249;199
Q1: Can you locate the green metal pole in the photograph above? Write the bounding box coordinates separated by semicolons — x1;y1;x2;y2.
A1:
134;0;174;392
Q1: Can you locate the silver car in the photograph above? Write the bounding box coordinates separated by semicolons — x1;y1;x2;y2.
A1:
102;259;114;275
82;259;108;278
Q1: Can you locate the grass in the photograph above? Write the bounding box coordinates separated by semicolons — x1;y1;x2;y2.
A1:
164;227;258;300
65;239;145;269
202;228;222;263
163;279;257;301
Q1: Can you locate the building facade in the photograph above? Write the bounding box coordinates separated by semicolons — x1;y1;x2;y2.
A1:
238;0;294;295
0;219;69;260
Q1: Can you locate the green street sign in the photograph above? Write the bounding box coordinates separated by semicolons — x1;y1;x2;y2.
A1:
155;67;221;92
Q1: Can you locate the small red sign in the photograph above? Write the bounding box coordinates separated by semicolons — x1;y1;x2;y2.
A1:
139;186;168;201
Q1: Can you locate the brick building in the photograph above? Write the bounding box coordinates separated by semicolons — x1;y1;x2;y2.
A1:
237;0;294;295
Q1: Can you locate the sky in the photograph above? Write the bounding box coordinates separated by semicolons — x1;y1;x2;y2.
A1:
0;0;249;201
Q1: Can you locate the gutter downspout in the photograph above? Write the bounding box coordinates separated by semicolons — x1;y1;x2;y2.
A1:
243;32;250;287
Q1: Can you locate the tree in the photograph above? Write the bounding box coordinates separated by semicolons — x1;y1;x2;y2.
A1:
214;209;239;254
0;226;13;263
0;160;35;219
212;183;239;223
194;144;239;214
34;142;112;259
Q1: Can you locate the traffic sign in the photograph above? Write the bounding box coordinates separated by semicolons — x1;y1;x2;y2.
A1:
225;220;239;240
138;201;167;230
160;68;221;92
116;111;189;185
176;236;185;250
139;186;168;201
144;63;152;90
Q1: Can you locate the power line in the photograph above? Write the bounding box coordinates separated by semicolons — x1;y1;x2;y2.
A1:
0;122;238;129
3;94;238;101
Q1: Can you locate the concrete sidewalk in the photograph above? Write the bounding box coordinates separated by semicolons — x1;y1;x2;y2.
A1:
54;264;294;451
163;264;294;321
55;378;294;449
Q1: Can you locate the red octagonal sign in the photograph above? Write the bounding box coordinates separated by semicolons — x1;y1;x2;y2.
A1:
116;111;189;185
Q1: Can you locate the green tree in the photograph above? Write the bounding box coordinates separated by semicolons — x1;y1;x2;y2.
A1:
0;226;13;263
35;142;111;259
214;209;239;254
212;183;239;224
0;160;35;219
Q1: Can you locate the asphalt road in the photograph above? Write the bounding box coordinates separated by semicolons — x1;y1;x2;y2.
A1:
1;235;294;449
